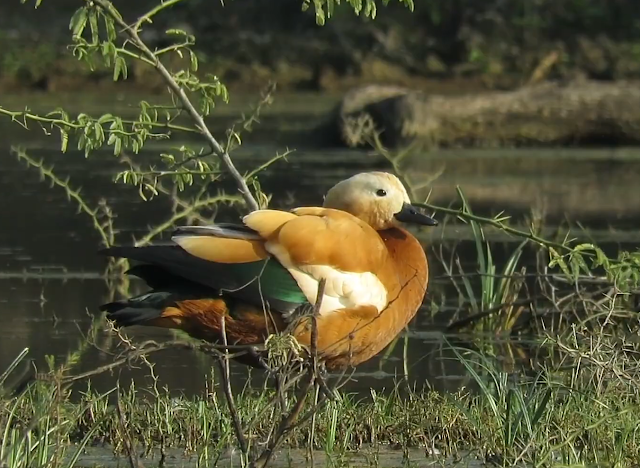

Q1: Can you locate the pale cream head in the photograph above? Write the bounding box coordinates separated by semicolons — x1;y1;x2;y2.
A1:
323;172;412;230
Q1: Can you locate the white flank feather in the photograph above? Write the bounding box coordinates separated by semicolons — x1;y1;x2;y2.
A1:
266;242;388;315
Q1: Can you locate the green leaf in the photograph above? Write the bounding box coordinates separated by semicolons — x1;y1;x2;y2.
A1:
315;4;326;25
69;7;88;38
189;50;199;72
59;128;69;153
114;56;128;81
94;122;105;144
364;0;377;19
104;14;117;41
549;247;571;278
327;0;335;17
97;113;114;125
166;28;189;36
160;153;176;164
77;133;86;151
101;42;113;66
89;9;100;44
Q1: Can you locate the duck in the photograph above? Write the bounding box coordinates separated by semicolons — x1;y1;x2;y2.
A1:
99;172;437;369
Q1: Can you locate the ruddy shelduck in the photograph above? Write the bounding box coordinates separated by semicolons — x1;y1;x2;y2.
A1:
100;172;437;369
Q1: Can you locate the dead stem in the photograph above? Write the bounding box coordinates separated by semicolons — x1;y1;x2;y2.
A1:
116;389;143;468
251;278;327;468
217;316;250;457
310;279;326;381
28;339;254;388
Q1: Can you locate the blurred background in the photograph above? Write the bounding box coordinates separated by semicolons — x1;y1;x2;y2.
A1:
3;0;640;92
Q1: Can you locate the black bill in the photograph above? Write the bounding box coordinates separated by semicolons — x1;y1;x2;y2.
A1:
394;203;438;226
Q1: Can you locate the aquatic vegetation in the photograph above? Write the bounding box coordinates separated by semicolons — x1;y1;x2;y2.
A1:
3;328;640;467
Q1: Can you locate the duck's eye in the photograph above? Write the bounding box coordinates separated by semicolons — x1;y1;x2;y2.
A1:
376;189;387;197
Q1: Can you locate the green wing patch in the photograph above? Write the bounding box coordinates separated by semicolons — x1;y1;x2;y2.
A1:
223;258;308;310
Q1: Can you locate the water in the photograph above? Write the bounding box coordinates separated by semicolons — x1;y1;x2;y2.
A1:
1;91;639;398
67;446;482;468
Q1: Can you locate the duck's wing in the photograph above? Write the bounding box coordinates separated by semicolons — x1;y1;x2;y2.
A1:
100;235;308;314
243;207;401;315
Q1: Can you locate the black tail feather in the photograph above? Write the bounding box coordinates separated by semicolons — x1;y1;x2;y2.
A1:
101;304;165;327
100;291;176;327
125;264;202;291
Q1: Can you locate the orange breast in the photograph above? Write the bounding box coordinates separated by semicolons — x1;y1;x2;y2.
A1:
293;227;429;368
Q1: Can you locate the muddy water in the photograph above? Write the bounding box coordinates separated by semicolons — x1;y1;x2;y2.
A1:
69;445;483;467
1;92;639;398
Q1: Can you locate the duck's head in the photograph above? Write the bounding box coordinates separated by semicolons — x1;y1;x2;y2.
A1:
323;172;438;230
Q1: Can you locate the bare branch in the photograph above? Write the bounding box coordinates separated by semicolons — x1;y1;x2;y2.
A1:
251;278;328;468
116;391;144;468
217;317;250;458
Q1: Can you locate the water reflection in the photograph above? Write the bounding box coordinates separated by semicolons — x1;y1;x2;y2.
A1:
0;275;481;396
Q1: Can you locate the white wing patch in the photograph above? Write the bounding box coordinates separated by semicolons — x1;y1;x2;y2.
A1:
266;242;388;315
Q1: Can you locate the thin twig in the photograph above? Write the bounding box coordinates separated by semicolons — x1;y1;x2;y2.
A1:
0;106;196;135
251;279;328;468
34;340;253;386
416;199;571;253
252;375;314;468
217;317;250;457
310;279;327;378
308;277;331;454
12;148;115;247
116;390;143;468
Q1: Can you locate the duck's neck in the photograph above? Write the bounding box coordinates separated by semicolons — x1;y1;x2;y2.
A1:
378;226;428;308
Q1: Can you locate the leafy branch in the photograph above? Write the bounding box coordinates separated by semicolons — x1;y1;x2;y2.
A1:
85;0;259;210
0;105;188;156
415;198;570;253
303;0;415;25
417;195;640;293
14;0;270;211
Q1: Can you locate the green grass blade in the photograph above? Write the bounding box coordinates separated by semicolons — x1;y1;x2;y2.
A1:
497;239;527;304
512;384;533;437
484;241;495;310
530;388;552;429
459;270;480;315
64;418;103;468
505;386;513;447
0;348;29;388
446;341;500;419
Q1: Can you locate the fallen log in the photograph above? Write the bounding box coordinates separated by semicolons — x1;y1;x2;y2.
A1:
329;80;640;148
